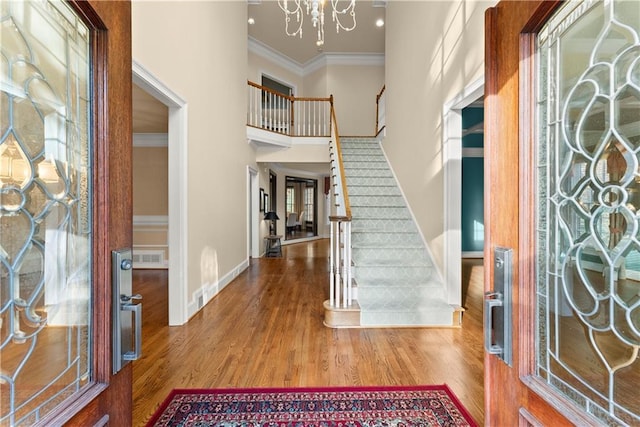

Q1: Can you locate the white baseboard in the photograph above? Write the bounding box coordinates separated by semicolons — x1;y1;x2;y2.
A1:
187;258;250;319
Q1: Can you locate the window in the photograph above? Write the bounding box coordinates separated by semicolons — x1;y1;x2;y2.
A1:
261;75;293;96
286;187;295;214
304;186;314;224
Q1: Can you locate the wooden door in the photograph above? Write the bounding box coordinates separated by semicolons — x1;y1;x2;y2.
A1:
68;2;133;423
485;0;640;425
0;1;132;425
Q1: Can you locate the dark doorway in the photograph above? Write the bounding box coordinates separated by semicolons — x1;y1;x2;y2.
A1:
285;176;317;240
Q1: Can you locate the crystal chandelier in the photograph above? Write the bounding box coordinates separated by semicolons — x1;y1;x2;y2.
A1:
278;0;356;47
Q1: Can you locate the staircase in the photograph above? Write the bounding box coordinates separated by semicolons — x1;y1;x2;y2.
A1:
327;137;458;327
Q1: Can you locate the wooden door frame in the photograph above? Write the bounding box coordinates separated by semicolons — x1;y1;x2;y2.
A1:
484;1;620;425
42;1;133;425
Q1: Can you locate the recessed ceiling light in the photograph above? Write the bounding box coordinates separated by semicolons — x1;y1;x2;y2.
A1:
376;19;384;28
248;17;255;25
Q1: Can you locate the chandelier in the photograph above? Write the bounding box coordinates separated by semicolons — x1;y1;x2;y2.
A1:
277;0;356;47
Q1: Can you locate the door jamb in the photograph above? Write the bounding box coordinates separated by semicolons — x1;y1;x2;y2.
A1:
443;77;484;306
248;166;260;258
132;60;189;325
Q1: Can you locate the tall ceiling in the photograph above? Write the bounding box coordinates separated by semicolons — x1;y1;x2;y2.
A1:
248;0;386;64
133;1;386;133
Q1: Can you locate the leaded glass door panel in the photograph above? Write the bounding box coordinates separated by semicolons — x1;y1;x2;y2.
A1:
537;1;639;424
485;0;639;425
0;1;132;425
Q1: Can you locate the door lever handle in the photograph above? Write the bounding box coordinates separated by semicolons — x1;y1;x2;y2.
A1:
484;291;504;355
112;249;143;374
121;294;142;303
484;247;513;366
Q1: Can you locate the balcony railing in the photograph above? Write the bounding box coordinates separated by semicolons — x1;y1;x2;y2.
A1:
247;81;332;137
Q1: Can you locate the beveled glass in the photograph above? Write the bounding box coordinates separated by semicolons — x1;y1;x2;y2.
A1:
0;1;92;425
537;0;640;424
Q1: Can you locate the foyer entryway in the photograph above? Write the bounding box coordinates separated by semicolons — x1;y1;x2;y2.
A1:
132;240;484;425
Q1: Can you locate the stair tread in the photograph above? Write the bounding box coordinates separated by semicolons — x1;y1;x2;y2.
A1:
352;242;424;249
352;258;432;267
355;278;439;287
352;227;415;232
347;184;398;187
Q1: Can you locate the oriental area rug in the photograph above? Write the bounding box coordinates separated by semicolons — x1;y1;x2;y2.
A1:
145;385;478;427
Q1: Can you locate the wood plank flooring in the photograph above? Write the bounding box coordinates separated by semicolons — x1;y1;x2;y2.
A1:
132;240;485;426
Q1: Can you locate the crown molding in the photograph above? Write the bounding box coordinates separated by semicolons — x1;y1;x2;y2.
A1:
248;36;385;78
133;133;168;147
304;52;385;75
248;36;304;76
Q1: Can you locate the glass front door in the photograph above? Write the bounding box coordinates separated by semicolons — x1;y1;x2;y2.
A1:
537;1;640;423
1;1;93;424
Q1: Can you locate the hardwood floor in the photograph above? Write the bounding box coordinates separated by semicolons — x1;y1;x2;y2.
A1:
132;240;485;426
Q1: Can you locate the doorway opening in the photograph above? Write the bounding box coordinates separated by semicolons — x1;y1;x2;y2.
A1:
132;61;188;326
443;77;484;308
461;99;484;258
285;176;318;241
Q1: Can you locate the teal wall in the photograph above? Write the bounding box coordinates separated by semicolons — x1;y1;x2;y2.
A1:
461;106;484;253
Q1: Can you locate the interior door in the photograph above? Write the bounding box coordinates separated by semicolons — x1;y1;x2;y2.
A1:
0;1;132;425
485;0;640;425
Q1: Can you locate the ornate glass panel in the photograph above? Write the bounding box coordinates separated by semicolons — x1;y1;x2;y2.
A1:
0;0;92;425
537;0;640;424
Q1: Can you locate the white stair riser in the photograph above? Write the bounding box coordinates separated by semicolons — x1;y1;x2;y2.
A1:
348;186;402;196
351;218;416;232
351;232;423;247
353;266;433;280
352;247;430;261
350;195;406;207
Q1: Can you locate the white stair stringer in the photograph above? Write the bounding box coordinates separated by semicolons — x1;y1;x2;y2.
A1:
340;137;455;327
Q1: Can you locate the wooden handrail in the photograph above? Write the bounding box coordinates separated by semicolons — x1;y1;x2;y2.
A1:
247;81;332;137
247;81;331;103
376;84;386;102
329;96;351;220
247;80;294;102
375;84;386;135
294;96;332;102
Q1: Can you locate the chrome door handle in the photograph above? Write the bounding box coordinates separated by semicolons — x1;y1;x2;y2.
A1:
122;302;142;361
112;249;143;374
484;292;503;355
484;247;513;366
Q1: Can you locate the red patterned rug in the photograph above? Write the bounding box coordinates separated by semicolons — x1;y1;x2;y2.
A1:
145;385;477;427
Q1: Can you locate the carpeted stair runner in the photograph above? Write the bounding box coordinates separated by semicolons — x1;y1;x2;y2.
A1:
340;137;454;326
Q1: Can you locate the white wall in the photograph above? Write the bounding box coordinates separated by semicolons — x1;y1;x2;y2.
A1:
132;1;253;316
248;50;303;94
301;61;384;136
325;64;385;136
384;0;495;274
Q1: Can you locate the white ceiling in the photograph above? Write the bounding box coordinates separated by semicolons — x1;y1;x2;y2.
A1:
133;1;386;134
248;0;385;64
